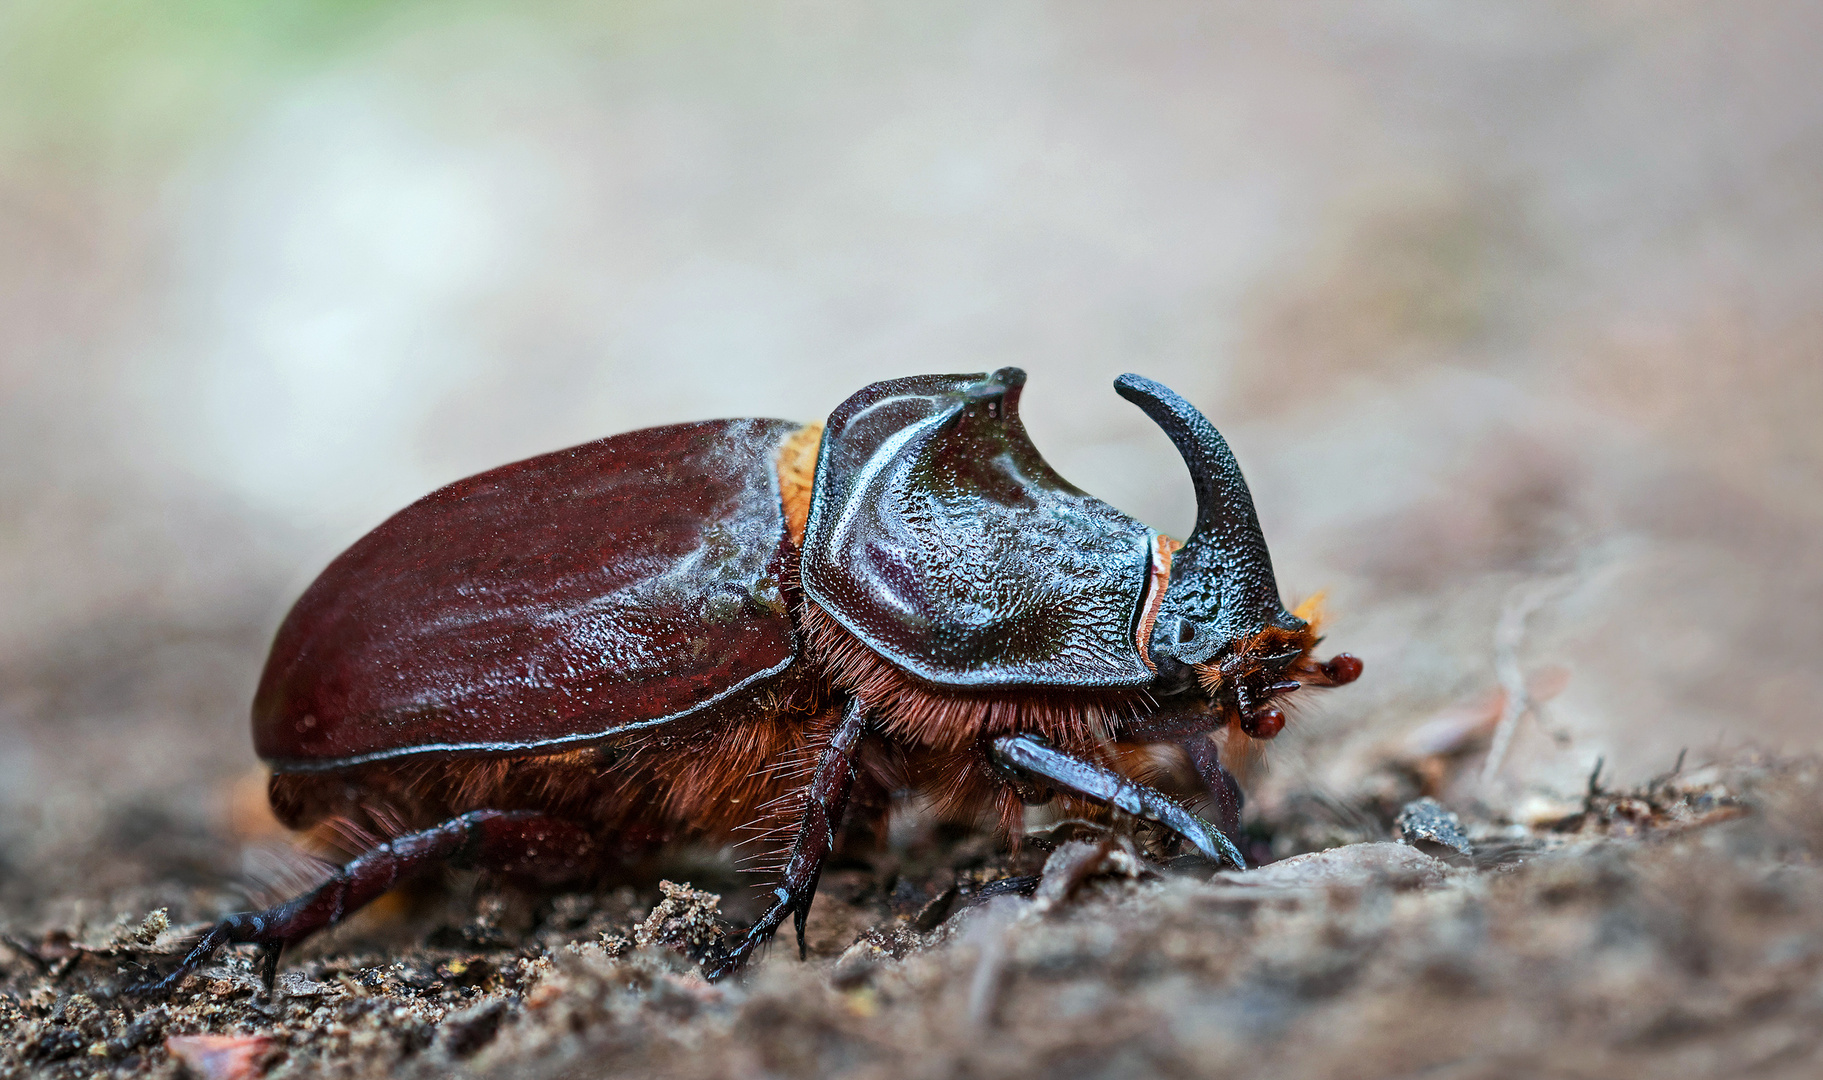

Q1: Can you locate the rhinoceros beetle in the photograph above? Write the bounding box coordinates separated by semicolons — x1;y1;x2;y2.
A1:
135;369;1359;992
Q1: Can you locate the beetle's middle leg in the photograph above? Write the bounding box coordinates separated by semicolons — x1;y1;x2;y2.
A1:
990;734;1247;871
129;810;591;996
703;698;869;981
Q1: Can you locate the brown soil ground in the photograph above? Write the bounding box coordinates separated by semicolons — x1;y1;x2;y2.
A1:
4;752;1818;1080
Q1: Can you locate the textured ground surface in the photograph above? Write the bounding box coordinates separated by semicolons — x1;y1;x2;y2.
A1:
3;753;1819;1080
6;4;1823;1078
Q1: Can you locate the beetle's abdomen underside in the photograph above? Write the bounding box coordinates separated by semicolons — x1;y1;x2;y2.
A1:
254;419;807;771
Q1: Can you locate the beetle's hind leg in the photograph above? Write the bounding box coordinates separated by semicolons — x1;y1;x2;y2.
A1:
702;699;870;981
990;734;1248;871
129;810;591;996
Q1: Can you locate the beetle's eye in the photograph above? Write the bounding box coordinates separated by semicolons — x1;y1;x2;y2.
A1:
1175;618;1198;645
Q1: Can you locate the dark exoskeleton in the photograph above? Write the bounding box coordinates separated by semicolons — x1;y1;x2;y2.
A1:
134;369;1360;992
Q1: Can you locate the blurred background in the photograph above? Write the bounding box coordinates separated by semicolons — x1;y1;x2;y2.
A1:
2;1;1820;916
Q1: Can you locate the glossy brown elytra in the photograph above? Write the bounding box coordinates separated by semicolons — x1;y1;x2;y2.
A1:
136;369;1359;992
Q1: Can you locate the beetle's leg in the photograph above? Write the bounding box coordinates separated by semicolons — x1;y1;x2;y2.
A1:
129;810;590;996
254;941;284;990
702;699;869;981
989;734;1247;871
1180;736;1244;841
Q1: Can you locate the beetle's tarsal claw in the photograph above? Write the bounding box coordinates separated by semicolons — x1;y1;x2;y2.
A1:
698;939;733;982
700;900;794;982
255;942;283;992
700;924;765;983
123;921;233;997
122;974;169;999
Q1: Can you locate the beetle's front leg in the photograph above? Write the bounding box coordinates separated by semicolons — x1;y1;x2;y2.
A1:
989;734;1247;871
1180;736;1244;842
703;698;869;981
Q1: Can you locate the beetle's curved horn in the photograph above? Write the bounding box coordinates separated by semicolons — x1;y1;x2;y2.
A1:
1115;374;1297;665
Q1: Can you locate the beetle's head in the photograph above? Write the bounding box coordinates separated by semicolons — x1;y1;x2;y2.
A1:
1116;374;1362;739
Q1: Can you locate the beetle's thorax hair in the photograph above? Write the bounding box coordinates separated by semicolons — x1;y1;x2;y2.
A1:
266;659;845;843
1192;621;1320;697
801;599;1160;843
800;600;1145;755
